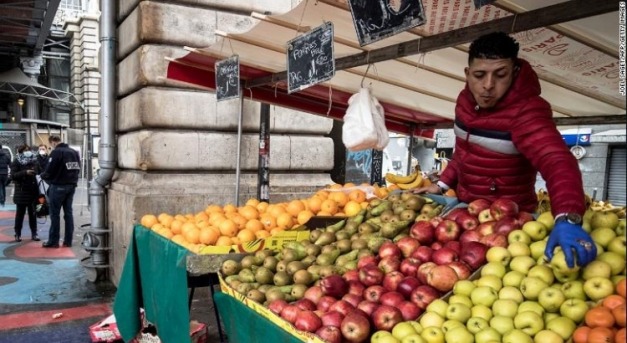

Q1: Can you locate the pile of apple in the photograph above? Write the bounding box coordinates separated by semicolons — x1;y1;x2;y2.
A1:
373;211;626;343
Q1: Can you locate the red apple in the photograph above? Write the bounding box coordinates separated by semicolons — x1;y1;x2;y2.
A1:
328;300;355;317
317;296;337;312
357;255;379;270
280;304;302;324
396;237;421;258
363;285;386;303
459;229;483;244
357;300;379;316
489;198;519;221
480;233;508;248
460;241;489;270
427;265;459;292
359;265;384;286
409;221;435;245
416;262;437;285
430;216;444;228
378;242;402;260
399;257;421;277
343;270;360;283
448;261;472;280
516;211;534;226
445;207;470;221
398;301;423;321
303;286;323;304
477;221;496;236
372;305;403;331
382;271;405;292
478;208;494;223
410;285;440;309
321;311;345;328
316;326;342;343
435;220;461;243
397;276;422;299
295;298;317;311
380;291;405;307
443;240;461;254
320;275;349;299
431;247;459;265
378;256;402;274
468;199;492;216
455;212;480;231
430;241;443;250
342;293;363;308
268;299;289;315
494;216;521;235
411;246;433;264
341;312;371;343
347;280;366;297
294;310;322;333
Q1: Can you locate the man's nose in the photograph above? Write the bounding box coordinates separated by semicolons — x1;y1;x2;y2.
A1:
483;75;495;90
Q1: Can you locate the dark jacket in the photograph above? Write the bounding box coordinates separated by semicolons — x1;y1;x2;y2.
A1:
41;143;80;186
9;157;40;205
37;154;49;173
440;59;585;215
0;150;10;176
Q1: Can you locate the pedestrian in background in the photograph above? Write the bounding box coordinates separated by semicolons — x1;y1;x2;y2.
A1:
37;144;49;172
41;135;80;248
0;144;11;207
9;145;40;242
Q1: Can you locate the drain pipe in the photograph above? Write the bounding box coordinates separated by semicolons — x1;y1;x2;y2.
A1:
82;0;116;278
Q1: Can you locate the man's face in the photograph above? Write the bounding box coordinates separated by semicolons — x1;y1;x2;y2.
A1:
465;58;517;109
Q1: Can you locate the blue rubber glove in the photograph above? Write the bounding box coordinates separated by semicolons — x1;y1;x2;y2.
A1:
545;221;597;268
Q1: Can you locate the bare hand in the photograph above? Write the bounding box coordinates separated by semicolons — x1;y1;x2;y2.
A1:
412;183;441;194
27;170;35;175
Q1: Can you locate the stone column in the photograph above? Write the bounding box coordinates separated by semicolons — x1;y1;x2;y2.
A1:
20;56;43;119
112;1;336;283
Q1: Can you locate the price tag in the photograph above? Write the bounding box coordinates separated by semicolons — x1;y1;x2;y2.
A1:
215;55;240;101
287;22;335;94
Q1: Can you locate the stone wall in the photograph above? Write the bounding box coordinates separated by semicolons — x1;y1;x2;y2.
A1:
110;0;336;283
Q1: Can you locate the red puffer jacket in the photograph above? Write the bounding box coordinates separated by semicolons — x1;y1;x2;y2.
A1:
439;59;585;215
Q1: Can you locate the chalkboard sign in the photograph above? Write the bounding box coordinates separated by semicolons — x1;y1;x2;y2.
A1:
347;0;426;46
215;55;240;101
345;149;383;185
287;22;335;94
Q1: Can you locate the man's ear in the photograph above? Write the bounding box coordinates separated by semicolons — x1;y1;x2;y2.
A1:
464;67;469;77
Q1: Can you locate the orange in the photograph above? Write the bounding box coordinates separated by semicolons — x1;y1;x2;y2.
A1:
256;201;269;213
237;229;256;243
205;205;223;214
329;191;349;207
218;219;238;237
230;214;247;230
572;326;590;343
170;220;183;234
585;306;615;328
445;189;457;197
343;200;362;217
343;182;356;188
422;178;432;187
151;223;165;232
270;227;285;235
387;184;400;191
183;227;200;244
245;219;264;232
616;328;626;343
334;212;346;217
255;230;271;239
276;213;295;229
317;211;332;216
320;199;339;215
171;234;186;246
195;219;210;229
314;190;329;200
286;200;306;217
157;228;173;239
158;213;174;227
617;279;626;298
297;210;314;225
140;214;158;228
587;327;616;343
307;196;323;214
215;236;233;246
238;205;259;220
603;295;626;310
348;189;367;203
209;212;227;226
613;304;626;327
245;198;260;208
199;228;219;245
267;204;287;218
230;237;240;245
181;222;197;236
259;214;277;230
194;212;209;222
329;183;343;189
223;204;237;213
174;214;187;222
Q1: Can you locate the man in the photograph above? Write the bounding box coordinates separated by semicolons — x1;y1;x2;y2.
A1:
41;135;80;248
415;32;595;268
0;145;11;206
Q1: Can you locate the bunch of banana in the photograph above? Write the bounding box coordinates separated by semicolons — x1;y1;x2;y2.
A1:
590;199;626;214
384;171;424;190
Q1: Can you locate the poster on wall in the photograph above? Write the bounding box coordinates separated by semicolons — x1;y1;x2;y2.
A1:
215;55;240;101
347;0;426;46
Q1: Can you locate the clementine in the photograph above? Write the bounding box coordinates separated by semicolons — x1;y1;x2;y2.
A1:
585;306;615;328
572;326;590;343
613;304;626;327
587;326;616;343
140;214;158;228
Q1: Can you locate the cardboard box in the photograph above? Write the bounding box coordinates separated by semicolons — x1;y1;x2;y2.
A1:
133;321;208;343
89;314;123;343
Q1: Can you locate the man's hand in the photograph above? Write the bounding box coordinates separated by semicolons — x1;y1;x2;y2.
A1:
412;184;441;194
545;221;597;268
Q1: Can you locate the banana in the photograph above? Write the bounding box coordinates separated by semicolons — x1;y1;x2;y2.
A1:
396;173;424;190
385;172;418;184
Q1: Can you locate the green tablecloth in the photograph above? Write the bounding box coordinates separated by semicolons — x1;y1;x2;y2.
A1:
113;225;190;343
213;292;302;343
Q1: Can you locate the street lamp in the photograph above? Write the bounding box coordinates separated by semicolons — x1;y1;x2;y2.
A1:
17;98;24;107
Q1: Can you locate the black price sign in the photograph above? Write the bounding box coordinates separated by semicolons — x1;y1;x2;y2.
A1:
287;22;335;94
215;55;240;101
347;0;426;46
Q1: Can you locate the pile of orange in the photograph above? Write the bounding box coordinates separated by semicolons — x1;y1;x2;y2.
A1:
138;184;375;252
572;279;626;343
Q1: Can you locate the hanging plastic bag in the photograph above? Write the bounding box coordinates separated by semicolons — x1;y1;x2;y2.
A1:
370;95;389;150
342;87;389;151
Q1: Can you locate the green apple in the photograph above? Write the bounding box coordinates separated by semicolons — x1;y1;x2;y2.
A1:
476;275;503;291
492;299;518;318
545;316;576;340
444;326;473;343
553;269;580;283
409;321;423;334
448;295;473;309
470;286;498;307
549;250;580;274
510;256;537;275
419;312;445;329
466;316;489;334
392;322;418;340
518;301;545;317
470;305;493;321
595;242;605;254
474;327;501;343
508;241;532;257
372;331;399;343
426;299;449;318
616;219;626;236
590;211;619;231
520;277;549;301
508;230;532;245
445;303;472;323
441;319;464;333
486;246;512;266
503;329;533;343
420;326;444;343
608;236;627;257
527;265;555;285
529;240;547;260
582;260;612;280
597;251;627;275
522;221;548;241
560;280;586;300
503;270;526;288
559;298;589;323
533;329;564;343
536;212;555;231
401;334;426;343
538;288;566;313
490;315;515;334
453;280;476;297
590;228;617;248
498;286;524;304
543;312;560;324
583;276;615;301
481;262;507;278
514;311;544;335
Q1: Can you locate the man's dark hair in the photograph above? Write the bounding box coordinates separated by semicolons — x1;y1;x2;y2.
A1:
49;135;61;143
468;32;519;64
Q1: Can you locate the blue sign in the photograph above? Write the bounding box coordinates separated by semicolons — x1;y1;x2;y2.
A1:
561;128;592;146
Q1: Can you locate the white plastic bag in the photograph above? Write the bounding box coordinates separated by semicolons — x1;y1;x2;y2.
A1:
342;88;389;151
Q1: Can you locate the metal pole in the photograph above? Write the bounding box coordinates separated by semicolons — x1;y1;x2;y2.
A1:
257;103;270;202
406;127;415;174
234;93;244;206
